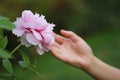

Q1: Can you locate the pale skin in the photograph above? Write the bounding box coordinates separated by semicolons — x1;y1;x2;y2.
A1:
50;29;120;80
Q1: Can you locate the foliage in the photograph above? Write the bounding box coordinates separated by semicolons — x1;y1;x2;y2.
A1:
0;15;15;30
0;15;44;80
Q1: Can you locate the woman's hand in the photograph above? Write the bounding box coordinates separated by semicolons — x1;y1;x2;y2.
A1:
50;30;94;70
50;30;120;80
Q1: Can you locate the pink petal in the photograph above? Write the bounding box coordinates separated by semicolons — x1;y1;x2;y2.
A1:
12;28;25;37
14;18;23;28
21;33;31;47
42;45;50;51
42;33;54;44
47;23;55;30
31;30;42;40
36;46;44;55
26;33;39;45
22;10;33;22
38;44;42;49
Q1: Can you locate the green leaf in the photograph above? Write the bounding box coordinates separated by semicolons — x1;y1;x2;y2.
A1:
0;36;8;49
0;73;13;77
2;59;13;73
0;15;9;21
0;29;3;37
0;15;15;30
18;60;26;68
0;35;3;40
20;50;30;67
0;20;15;30
0;48;11;59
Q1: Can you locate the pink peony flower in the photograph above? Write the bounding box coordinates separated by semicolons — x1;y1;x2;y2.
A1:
12;10;55;55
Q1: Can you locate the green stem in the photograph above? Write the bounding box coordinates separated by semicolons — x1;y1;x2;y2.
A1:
10;44;22;55
28;67;46;80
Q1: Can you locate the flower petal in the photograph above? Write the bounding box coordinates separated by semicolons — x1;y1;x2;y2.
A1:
42;45;50;51
31;30;42;40
12;28;25;37
26;33;39;45
22;10;33;22
38;44;42;49
21;33;31;47
42;33;55;44
36;46;44;55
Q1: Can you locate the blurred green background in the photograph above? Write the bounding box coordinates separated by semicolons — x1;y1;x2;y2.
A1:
0;0;120;80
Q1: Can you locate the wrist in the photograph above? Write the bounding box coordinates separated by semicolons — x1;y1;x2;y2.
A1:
84;56;107;79
84;56;100;74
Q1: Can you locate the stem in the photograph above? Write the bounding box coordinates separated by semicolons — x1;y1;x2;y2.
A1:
28;67;46;80
10;44;22;55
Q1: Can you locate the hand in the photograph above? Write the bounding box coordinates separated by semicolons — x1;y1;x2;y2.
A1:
50;30;120;80
50;30;94;70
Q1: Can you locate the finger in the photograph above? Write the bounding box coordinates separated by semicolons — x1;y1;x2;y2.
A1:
53;32;64;44
61;29;80;42
51;41;60;48
50;46;64;61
